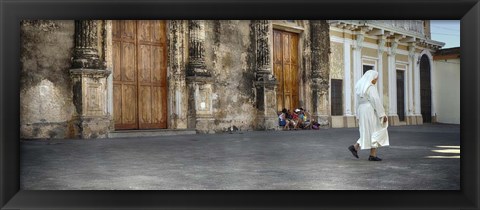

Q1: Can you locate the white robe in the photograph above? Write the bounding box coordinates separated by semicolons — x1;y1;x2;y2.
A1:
356;85;390;150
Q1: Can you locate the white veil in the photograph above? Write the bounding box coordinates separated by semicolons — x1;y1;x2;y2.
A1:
355;70;378;98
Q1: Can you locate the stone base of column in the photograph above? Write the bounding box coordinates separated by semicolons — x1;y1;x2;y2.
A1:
406;115;414;125
71;116;111;139
388;115;401;126
405;115;423;125
69;68;111;139
186;76;214;133
254;76;277;131
431;115;437;123
345;116;357;128
331;116;343;128
255;114;278;130
195;117;215;134
415;115;424;125
315;115;330;128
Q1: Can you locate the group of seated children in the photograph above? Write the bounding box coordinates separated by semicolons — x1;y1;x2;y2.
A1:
278;108;320;130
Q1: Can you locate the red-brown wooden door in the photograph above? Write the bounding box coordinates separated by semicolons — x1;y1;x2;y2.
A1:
273;29;299;112
113;20;167;130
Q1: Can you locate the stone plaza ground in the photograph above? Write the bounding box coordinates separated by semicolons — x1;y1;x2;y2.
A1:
20;124;460;190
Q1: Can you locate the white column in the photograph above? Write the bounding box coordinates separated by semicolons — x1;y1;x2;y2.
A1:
414;52;421;116
377;36;386;102
352;33;364;116
388;40;398;116
407;43;415;118
343;37;352;116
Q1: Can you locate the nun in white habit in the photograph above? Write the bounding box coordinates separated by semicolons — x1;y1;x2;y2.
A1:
348;70;389;161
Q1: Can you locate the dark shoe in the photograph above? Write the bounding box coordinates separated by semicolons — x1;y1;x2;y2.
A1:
348;145;359;158
368;156;382;161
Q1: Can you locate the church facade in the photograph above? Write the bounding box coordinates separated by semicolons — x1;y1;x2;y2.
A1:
20;20;443;139
327;20;444;128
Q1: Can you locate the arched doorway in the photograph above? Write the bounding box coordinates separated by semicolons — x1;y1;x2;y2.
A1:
420;54;432;123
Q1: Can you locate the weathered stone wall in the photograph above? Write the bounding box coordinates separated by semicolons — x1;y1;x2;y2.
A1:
20;20;76;139
20;20;331;138
204;20;257;132
309;20;331;126
300;21;313;114
330;42;344;80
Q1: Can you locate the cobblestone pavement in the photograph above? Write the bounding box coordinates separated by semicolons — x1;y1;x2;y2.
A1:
20;124;460;190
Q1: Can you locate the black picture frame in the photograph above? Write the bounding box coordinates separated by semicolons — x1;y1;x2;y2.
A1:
1;0;478;209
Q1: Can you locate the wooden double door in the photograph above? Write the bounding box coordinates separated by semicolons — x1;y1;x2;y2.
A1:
273;29;299;112
112;20;167;130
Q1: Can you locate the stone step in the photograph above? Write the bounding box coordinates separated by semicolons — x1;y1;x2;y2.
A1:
108;129;197;138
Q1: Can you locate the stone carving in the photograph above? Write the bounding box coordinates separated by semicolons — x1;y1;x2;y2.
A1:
254;20;271;75
253;20;276;94
408;43;416;59
389;39;399;56
353;33;364;50
71;20;106;70
187;20;210;76
367;20;425;36
378;36;387;54
70;20;111;139
185;20;214;132
252;20;277;130
196;84;213;115
169;20;181;74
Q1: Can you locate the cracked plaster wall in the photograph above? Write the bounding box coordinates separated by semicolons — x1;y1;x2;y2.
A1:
20;20;76;139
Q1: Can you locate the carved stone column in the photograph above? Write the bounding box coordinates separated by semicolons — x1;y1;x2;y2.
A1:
186;20;214;133
187;20;209;77
253;20;277;130
310;20;331;127
169;20;189;130
70;20;111;139
72;20;106;70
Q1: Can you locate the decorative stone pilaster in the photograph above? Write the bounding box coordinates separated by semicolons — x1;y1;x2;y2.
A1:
70;20;111;139
254;20;271;75
186;20;214;133
253;20;277;130
310;20;330;127
169;20;188;129
187;20;209;77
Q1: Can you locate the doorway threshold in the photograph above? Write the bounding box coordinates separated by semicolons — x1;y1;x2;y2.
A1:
108;129;197;138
